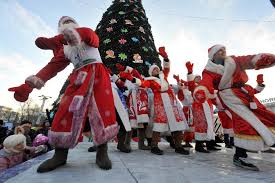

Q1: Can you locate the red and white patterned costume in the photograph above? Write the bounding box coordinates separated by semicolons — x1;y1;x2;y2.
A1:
194;45;275;151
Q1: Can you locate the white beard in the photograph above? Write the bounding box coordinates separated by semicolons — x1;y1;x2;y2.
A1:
58;22;79;34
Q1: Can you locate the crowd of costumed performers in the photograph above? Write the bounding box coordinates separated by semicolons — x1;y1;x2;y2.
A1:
7;16;275;173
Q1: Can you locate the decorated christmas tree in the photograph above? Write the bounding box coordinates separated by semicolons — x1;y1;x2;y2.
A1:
96;0;161;76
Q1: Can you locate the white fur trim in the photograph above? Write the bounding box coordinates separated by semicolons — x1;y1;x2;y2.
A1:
111;83;131;131
193;85;210;101
74;71;87;85
163;60;170;68
69;95;84;112
250;102;257;109
153;123;169;132
195;132;208;141
208;44;225;60
202;102;215;140
255;84;265;93
160;93;186;132
134;78;142;86
187;74;194;82
3;134;26;150
251;54;264;67
111;74;119;82
219;89;275;148
148;65;160;76
25;75;45;89
125;66;133;73
205;59;224;75
234;136;269;151
218;57;236;90
223;128;234;135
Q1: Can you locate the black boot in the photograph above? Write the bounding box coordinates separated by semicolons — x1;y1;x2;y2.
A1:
124;131;132;152
147;138;152;147
37;148;68;173
138;128;151;150
224;134;232;148
88;145;97;152
233;155;259;171
166;136;175;149
173;131;189;155
206;141;221;151
117;131;131;153
235;146;248;158
182;142;193;148
195;141;209;153
96;143;112;170
230;137;234;147
151;131;163;155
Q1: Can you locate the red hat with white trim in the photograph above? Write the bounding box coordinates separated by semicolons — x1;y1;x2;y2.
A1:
208;44;225;60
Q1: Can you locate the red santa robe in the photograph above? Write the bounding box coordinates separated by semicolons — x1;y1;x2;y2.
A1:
187;75;215;141
122;66;149;129
195;54;275;151
133;61;186;132
26;28;119;148
177;85;195;142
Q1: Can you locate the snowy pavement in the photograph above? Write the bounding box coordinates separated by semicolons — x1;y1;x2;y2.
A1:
2;142;275;183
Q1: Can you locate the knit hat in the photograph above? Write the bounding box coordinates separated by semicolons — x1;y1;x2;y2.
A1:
208;44;225;60
148;65;160;76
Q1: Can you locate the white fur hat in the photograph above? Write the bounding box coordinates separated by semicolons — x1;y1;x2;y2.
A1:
3;134;26;153
208;44;225;60
148;65;160;76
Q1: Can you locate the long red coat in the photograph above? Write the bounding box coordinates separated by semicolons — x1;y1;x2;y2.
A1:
195;54;275;151
134;61;186;133
123;66;149;128
31;28;119;148
187;77;215;141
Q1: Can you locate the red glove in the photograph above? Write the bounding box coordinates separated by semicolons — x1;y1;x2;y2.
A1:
256;74;264;85
185;61;194;73
158;46;168;59
194;89;206;103
173;74;180;83
119;71;133;81
8;84;33;102
116;63;126;71
255;54;275;70
180;79;187;86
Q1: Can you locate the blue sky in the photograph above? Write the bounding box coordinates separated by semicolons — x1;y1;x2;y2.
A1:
1;0;275;110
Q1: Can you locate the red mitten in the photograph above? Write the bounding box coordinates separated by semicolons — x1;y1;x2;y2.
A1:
173;74;180;83
116;63;126;71
185;61;194;73
180;79;187;86
119;71;133;81
8;84;33;102
256;74;264;85
255;55;275;70
158;46;168;59
194;89;206;103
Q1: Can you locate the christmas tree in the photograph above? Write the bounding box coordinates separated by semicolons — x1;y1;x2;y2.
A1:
96;0;161;76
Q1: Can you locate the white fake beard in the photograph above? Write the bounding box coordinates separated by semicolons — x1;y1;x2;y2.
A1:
58;22;79;34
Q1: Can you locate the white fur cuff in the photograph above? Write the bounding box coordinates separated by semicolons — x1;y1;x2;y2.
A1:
25;75;45;89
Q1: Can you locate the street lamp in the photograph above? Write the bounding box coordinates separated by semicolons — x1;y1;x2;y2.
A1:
36;95;52;125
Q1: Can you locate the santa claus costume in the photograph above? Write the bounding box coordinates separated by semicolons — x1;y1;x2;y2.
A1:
120;47;189;155
9;16;119;172
174;77;195;148
194;44;275;170
110;74;133;153
116;64;151;150
186;63;219;153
